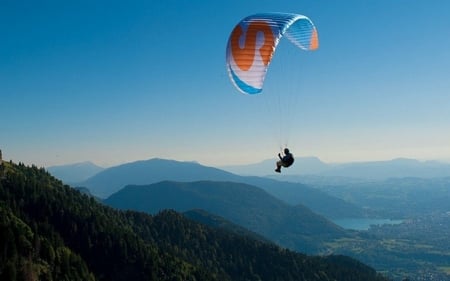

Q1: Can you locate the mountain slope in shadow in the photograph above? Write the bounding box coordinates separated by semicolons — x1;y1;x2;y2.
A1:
104;180;348;253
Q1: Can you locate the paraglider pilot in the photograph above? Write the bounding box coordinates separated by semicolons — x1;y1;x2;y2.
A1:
275;148;294;173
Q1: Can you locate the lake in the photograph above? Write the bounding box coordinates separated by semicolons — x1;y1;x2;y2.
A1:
332;218;403;231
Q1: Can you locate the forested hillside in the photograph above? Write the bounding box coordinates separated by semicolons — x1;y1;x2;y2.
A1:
0;161;388;281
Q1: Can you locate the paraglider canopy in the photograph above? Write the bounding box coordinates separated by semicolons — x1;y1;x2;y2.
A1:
226;12;319;95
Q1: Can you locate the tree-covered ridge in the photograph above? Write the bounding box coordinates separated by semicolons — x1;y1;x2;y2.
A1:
0;202;96;281
104;180;347;253
0;162;210;281
0;161;389;281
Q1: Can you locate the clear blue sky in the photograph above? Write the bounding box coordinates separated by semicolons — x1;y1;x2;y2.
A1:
1;0;450;168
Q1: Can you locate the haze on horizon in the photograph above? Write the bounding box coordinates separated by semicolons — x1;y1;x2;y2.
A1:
2;0;450;168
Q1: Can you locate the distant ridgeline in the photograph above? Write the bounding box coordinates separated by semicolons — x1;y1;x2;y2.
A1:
0;160;389;281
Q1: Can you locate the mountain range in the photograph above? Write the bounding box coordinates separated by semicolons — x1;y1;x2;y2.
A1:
220;157;330;176
73;158;366;220
41;157;450;279
1;160;388;281
51;157;450;185
222;157;450;179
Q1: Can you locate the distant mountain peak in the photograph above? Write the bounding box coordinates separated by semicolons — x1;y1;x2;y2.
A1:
47;161;105;184
48;160;102;169
220;156;329;176
81;158;241;198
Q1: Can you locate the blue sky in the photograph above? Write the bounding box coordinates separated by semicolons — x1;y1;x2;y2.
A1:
1;0;450;168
